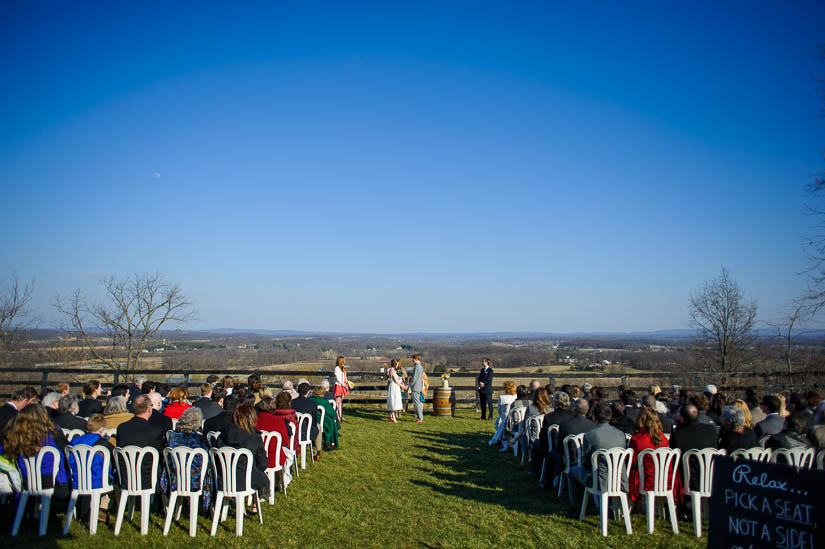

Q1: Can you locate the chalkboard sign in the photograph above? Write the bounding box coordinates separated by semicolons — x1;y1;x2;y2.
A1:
708;455;824;549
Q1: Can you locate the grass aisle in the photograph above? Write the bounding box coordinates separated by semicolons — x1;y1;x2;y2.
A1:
7;405;707;548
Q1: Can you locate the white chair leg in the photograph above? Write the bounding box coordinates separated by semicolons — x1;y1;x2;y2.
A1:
139;494;150;535
620;494;633;535
692;494;702;537
188;495;198;537
557;471;566;497
12;492;29;536
163;492;178;536
539;458;546;487
234;496;244;536
39;495;52;536
579;489;589;520
89;493;102;535
114;494;128;536
645;493;656;534
256;493;263;524
175;498;183;520
210;493;223;536
63;494;78;535
599;494;609;537
666;493;679;534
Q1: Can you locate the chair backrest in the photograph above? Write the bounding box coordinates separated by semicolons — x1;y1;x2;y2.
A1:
66;444;113;493
163;447;209;495
102;428;117;438
770;448;816;469
114;446;159;492
260;430;284;469
562;433;585;469
316;406;326;434
758;435;771;448
61;428;85;442
546;424;559;451
663;432;671;441
328;399;336;410
730;447;772;462
817;449;825;471
206;431;221;447
590;448;633;493
18;446;61;494
625;433;632;447
295;412;312;443
165;430;174;443
681;448;725;496
525;415;542;441
209;447;253;496
638;447;681;492
171;418;178;430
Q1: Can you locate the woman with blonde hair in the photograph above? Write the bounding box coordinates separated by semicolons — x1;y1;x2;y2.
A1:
628;407;680;507
333;356;350;422
777;393;789;418
103;395;133;445
386;359;407;423
163;387;192;419
732;399;753;428
489;381;519;445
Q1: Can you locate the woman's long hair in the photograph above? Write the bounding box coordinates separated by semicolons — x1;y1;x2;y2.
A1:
633;407;663;446
3;404;58;460
336;356;346;371
532;389;552;413
233;403;257;434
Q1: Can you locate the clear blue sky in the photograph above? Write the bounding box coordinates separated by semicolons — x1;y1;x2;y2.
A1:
1;1;824;333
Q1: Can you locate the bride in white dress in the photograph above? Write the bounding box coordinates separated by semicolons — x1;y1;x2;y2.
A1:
386;358;407;422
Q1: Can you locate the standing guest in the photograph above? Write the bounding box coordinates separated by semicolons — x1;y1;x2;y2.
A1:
333;356;350;423
221;376;235;396
476;358;494;420
161;407;213;512
766;413;812;450
116;395;165;489
56;382;71;397
409;355;425;424
193;382;223;420
256;396;291;466
204;393;239;434
78;380;105;417
568;403;627;509
216;403;269;503
628;408;679;507
0;404;71;498
163;387;192;420
103;396;133;446
669;404;718;491
754;395;784;438
271;392;299;451
745;388;766;424
147;392;173;432
42;391;62;418
0;388;35;433
292;383;322;459
718;405;758;454
311;387;339;450
54;394;88;431
386;359;407;423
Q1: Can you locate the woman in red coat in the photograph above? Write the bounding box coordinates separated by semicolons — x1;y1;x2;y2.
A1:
255;396;290;467
163;387;193;419
628;407;681;507
270;391;299;452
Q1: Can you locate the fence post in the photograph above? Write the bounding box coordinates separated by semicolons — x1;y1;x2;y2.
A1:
621;376;628;388
39;369;49;395
113;371;120;385
183;371;191;390
550;376;556;387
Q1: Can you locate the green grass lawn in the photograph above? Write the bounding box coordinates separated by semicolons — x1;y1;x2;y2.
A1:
5;405;707;548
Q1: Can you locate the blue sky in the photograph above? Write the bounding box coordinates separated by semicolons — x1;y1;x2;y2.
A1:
1;1;824;333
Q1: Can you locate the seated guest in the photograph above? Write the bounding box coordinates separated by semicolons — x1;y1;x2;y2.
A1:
628;408;680;507
519;389;552;452
216;403;269;502
732;399;754;429
568;403;627;509
78;380;105;417
56;382;71;397
68;413;115;490
128;375;146;406
642;395;673;434
0;387;37;433
204;393;239;434
538;392;573;456
310;387;339;451
1;404;70;498
248;374;263;404
754;395;784;439
163;387;192;420
539;398;595;483
161;407;213;513
809;402;825;449
708;393;727;426
193;382;223;421
54;394;88;431
141;380;157;395
610;401;634;434
718;405;758;454
320;379;335;401
116;395;164;489
669;404;718;491
222;376;236;396
621;390;640;422
512;385;531;409
766;412;811;450
744;388;765;424
498;381;518;413
103;396;133;446
147;392;173;432
41;391;62;418
256;396;292;466
689;394;716;427
110;384;131;403
272;391;299;451
282;380;298;400
778;393;789;418
788;393;815;432
292;382;322;459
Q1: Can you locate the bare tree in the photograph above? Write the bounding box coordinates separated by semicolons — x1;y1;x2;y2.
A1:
803;45;825;310
766;300;813;374
688;268;758;378
55;273;196;370
0;275;38;365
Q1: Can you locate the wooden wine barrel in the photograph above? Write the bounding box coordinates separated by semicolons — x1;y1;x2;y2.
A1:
433;386;455;416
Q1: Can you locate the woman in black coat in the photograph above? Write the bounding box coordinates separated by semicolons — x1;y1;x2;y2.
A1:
216;403;269;500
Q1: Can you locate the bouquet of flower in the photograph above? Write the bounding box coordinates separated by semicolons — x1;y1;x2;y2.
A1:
347;380;355;389
441;372;450;380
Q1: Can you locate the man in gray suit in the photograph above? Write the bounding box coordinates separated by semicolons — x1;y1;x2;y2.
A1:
568;403;627;510
410;354;425;423
754;395;785;439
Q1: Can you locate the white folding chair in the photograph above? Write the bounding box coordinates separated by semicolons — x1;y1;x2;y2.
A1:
163;447;209;537
61;428;85;442
730;447;772;462
288;424;299;477
165;430;174;443
663;433;671;441
260;431;285;503
681;448;725;537
758;435;771;448
113;446;159;536
171;418;178;430
638;447;681;534
102;428;117;438
624;433;631;447
539;424;559;488
580;447;634;536
316;405;326;436
209;447;263;536
12;446;62;536
295;413;315;469
206;431;221;447
520;415;542;465
817;449;825;471
559;433;584;497
770;448;815;469
508;407;527;455
64;444;114;535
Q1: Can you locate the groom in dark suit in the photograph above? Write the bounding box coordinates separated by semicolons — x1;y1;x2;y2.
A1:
477;358;494;420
